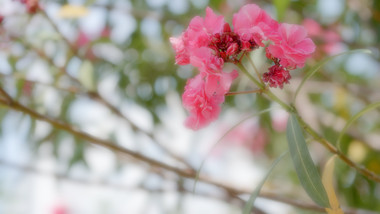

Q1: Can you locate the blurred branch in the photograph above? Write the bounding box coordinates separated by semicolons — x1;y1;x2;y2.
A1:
0;160;239;209
238;60;380;183
0;73;82;94
32;10;195;171
0;86;372;214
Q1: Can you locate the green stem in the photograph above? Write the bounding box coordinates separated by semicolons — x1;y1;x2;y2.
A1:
264;90;293;112
236;60;380;183
247;55;263;84
237;62;292;112
237;63;264;89
225;89;262;96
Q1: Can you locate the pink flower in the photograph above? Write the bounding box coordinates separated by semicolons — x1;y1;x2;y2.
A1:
189;47;224;73
183;71;238;130
233;4;278;48
170;4;317;128
169;7;226;66
182;74;221;130
208;23;242;62
263;64;291;89
267;23;316;69
169;34;190;65
302;19;322;37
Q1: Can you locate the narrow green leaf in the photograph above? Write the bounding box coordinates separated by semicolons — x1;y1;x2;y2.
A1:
243;152;288;214
192;108;276;193
79;60;95;91
294;49;372;102
286;114;330;208
274;0;290;21
337;101;380;149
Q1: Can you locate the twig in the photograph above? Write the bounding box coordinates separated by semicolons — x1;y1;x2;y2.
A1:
225;89;262;96
33;11;194;170
0;160;228;204
0;87;371;214
238;56;380;183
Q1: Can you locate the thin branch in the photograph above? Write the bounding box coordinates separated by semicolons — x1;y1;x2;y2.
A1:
225;89;262;96
0;88;372;214
246;54;263;84
238;57;380;183
0;73;82;94
0;160;227;204
0;86;13;103
29;11;195;170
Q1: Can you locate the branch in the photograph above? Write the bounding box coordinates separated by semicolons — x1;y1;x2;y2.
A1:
25;12;195;170
0;160;232;206
0;87;372;214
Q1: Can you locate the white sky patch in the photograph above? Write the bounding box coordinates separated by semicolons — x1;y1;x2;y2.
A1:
168;0;189;15
110;10;137;44
317;0;345;24
79;7;107;39
345;53;379;78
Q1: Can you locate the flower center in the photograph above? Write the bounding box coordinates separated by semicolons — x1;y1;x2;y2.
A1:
208;23;241;63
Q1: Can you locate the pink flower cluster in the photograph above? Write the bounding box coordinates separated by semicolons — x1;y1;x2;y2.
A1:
170;4;315;130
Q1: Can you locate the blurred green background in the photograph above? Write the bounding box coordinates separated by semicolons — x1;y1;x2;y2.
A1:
0;0;379;213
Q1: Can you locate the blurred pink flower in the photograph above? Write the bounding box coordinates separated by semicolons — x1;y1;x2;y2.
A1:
51;203;68;214
267;23;316;69
183;71;237;130
76;31;91;47
321;30;343;55
233;4;278;48
271;109;289;132
221;119;268;154
302;19;322;37
302;19;343;56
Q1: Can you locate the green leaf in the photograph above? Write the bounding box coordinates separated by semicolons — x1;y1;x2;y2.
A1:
243;152;288;214
336;101;380;149
294;49;372;102
274;0;290;21
286;114;330;208
79;60;96;91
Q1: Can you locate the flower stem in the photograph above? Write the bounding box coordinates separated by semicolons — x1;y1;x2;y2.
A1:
247;55;263;83
237;62;292;112
225;89;262;96
237;63;264;89
236;60;380;183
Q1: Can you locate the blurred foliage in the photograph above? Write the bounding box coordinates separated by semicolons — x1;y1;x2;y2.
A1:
0;0;380;213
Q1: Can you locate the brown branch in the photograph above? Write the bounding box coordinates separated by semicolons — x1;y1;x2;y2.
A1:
0;87;373;214
25;11;195;170
0;160;228;204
